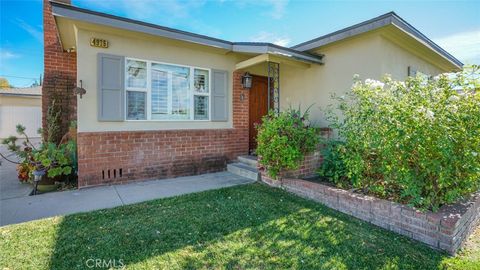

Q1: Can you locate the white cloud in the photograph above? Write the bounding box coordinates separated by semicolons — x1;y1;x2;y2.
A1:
234;0;289;19
265;0;288;19
15;19;43;43
79;0;205;18
249;31;291;46
76;0;290;41
121;0;206;20
77;0;220;37
434;29;480;65
0;50;20;61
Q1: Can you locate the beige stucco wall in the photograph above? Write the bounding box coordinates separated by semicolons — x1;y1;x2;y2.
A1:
278;31;451;127
379;35;444;79
73;21;455;132
279;33;383;127
75;26;243;132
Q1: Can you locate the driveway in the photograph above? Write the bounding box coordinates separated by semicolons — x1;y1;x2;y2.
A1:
0;140;36;200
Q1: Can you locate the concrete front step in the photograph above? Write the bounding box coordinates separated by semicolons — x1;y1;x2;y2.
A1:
227;162;259;181
237;155;258;168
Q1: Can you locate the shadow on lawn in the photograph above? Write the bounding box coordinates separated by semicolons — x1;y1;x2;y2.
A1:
48;184;447;269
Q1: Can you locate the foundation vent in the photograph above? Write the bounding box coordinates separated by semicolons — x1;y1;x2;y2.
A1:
102;168;123;180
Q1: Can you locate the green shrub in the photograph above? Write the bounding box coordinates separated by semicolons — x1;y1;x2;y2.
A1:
317;140;349;187
324;66;480;210
256;107;319;179
32;141;74;178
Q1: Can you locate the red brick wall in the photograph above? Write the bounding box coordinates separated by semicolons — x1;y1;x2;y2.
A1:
43;0;77;141
77;71;250;187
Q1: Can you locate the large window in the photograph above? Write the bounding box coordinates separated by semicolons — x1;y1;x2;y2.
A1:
125;58;210;121
126;60;147;120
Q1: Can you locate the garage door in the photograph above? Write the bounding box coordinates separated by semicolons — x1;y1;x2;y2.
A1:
0;106;42;139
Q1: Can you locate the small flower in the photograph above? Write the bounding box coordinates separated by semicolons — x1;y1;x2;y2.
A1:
365;79;385;89
417;106;426;114
448;95;460;102
430;88;441;95
417;107;435;120
393;81;406;88
472;152;478;157
426;110;435;120
382;74;392;83
448;105;458;113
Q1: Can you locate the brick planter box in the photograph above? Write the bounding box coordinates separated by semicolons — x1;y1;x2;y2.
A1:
258;127;331;179
261;175;480;255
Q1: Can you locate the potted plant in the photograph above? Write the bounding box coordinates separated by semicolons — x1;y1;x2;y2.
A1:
30;141;74;192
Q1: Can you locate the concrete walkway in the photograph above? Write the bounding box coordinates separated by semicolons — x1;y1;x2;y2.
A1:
0;172;255;226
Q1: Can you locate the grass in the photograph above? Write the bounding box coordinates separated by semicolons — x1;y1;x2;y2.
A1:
0;183;478;269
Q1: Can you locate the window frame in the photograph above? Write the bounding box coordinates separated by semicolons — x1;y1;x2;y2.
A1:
124;57;212;121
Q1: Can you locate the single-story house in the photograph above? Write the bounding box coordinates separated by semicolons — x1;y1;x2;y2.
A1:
43;0;462;187
0;86;42;139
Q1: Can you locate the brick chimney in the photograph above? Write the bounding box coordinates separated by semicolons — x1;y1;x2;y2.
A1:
43;0;77;143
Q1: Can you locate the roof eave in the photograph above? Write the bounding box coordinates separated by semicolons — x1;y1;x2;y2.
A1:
292;12;395;51
291;12;463;69
50;1;323;65
51;1;233;50
389;15;463;69
232;43;323;64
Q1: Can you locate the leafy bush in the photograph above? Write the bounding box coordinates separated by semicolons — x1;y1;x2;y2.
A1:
32;141;74;178
324;66;480;210
257;107;319;179
317;140;349;187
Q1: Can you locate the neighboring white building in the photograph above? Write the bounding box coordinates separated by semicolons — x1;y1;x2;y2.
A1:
0;86;42;139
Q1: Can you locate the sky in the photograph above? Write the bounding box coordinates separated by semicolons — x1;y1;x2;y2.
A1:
1;0;479;87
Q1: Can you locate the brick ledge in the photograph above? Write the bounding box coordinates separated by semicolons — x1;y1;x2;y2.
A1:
261;175;480;255
77;128;237;135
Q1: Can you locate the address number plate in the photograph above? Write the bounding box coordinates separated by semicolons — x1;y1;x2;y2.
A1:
90;38;109;48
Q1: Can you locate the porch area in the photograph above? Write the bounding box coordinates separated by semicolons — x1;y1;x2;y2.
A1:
233;49;323;154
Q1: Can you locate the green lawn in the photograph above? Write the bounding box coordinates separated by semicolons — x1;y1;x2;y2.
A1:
0;183;478;270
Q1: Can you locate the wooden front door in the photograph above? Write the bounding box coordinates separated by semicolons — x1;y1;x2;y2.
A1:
249;75;270;153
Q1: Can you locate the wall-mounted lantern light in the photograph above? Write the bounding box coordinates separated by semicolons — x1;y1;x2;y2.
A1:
74;80;87;99
241;72;252;89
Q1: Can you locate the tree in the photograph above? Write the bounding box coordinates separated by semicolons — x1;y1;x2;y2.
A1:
0;77;10;89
